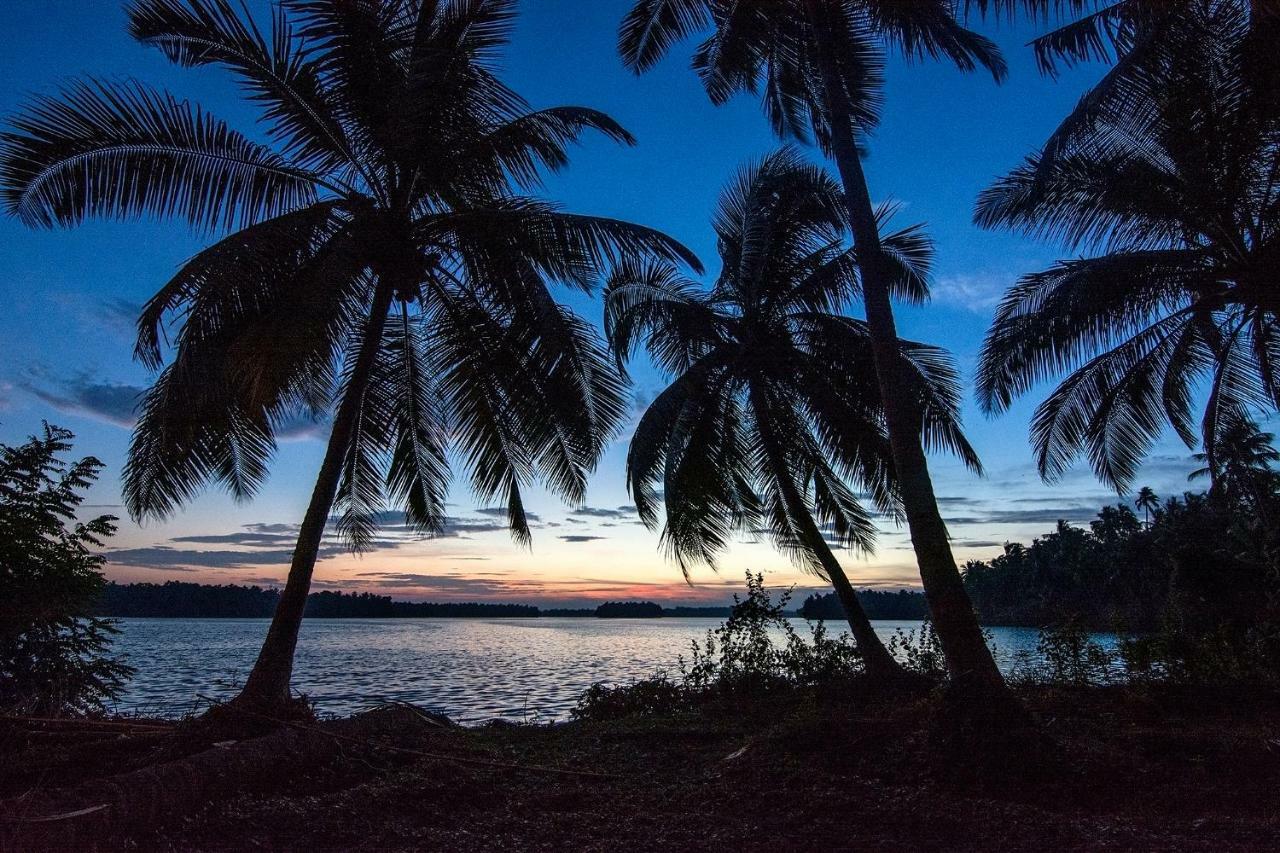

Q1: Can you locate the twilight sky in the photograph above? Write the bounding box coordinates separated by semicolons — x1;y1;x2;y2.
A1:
0;1;1224;606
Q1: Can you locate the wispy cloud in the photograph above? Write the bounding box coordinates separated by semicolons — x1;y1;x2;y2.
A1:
21;372;142;428
569;505;636;520
18;368;327;439
930;272;1010;314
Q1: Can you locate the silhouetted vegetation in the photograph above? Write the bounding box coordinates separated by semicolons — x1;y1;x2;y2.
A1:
799;590;929;621
607;150;982;680
94;582;540;619
962;414;1280;689
619;0;1013;698
573;574;866;721
976;1;1279;494
593;601;663;618
0;0;695;715
962;478;1279;636
0;426;132;715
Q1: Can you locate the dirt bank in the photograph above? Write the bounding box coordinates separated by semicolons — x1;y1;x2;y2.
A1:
3;685;1278;851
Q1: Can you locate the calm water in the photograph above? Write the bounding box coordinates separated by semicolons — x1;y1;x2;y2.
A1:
107;618;1117;723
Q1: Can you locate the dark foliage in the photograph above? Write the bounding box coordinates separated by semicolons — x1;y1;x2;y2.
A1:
0;0;698;707
93;581;538;618
0;425;132;715
962;480;1279;634
798;589;929;621
573;573;864;721
976;1;1280;491
594;601;664;618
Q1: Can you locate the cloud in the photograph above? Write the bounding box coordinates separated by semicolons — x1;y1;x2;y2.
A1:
22;373;142;428
945;505;1100;526
98;297;144;339
170;531;301;547
472;507;541;522
569;505;635;520
349;571;552;597
930;273;1010;313
104;546;287;570
18;369;325;439
559;534;606;543
105;508;528;573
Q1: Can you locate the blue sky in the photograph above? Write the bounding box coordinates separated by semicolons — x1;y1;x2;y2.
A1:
0;1;1214;605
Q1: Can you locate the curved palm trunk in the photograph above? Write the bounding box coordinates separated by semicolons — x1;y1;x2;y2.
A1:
232;283;396;712
752;394;904;680
805;4;1006;692
796;511;906;681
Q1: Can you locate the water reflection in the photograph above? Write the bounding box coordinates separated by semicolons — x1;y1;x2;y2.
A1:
109;618;1117;723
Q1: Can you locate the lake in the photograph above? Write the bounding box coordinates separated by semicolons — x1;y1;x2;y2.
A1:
107;618;1117;723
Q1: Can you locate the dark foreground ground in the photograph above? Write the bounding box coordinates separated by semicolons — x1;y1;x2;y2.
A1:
2;684;1279;851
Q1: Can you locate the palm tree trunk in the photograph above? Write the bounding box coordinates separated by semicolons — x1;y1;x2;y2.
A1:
805;4;1006;692
799;513;906;681
752;392;905;680
232;282;396;713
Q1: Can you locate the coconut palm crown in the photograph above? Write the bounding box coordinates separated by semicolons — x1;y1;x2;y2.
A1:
606;149;980;673
619;0;1006;148
975;1;1279;492
0;0;697;708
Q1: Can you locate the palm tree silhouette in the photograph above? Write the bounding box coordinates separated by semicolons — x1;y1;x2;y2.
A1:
617;0;1012;694
0;0;697;714
976;1;1279;493
1190;411;1280;524
1134;487;1159;528
607;150;982;681
995;1;1279;216
1006;0;1277;77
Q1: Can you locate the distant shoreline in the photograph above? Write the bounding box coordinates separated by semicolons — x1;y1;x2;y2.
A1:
95;581;929;621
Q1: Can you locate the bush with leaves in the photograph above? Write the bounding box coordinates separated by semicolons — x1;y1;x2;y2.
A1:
0;424;132;714
886;622;949;681
1009;621;1115;687
573;574;865;721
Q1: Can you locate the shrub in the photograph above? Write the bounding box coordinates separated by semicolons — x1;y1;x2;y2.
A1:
0;425;132;714
570;674;688;721
886;622;948;680
572;573;865;721
1035;621;1114;686
1117;622;1280;687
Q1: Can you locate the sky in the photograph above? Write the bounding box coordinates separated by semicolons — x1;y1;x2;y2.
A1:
0;0;1224;606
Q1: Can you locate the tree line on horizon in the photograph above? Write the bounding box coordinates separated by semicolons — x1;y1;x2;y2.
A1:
90;580;932;621
1;0;1277;731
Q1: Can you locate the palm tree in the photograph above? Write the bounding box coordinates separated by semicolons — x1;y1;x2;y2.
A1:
617;0;1013;692
975;1;1279;494
990;1;1279;187
1191;411;1280;523
607;149;982;682
1134;487;1159;528
0;0;696;715
1005;0;1277;75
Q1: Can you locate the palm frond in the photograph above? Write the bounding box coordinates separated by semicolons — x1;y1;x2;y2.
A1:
867;0;1007;81
382;304;450;537
618;0;713;72
0;78;321;230
127;0;360;177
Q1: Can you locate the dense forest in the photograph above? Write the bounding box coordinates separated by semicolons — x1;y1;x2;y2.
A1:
962;474;1279;632
798;590;930;621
